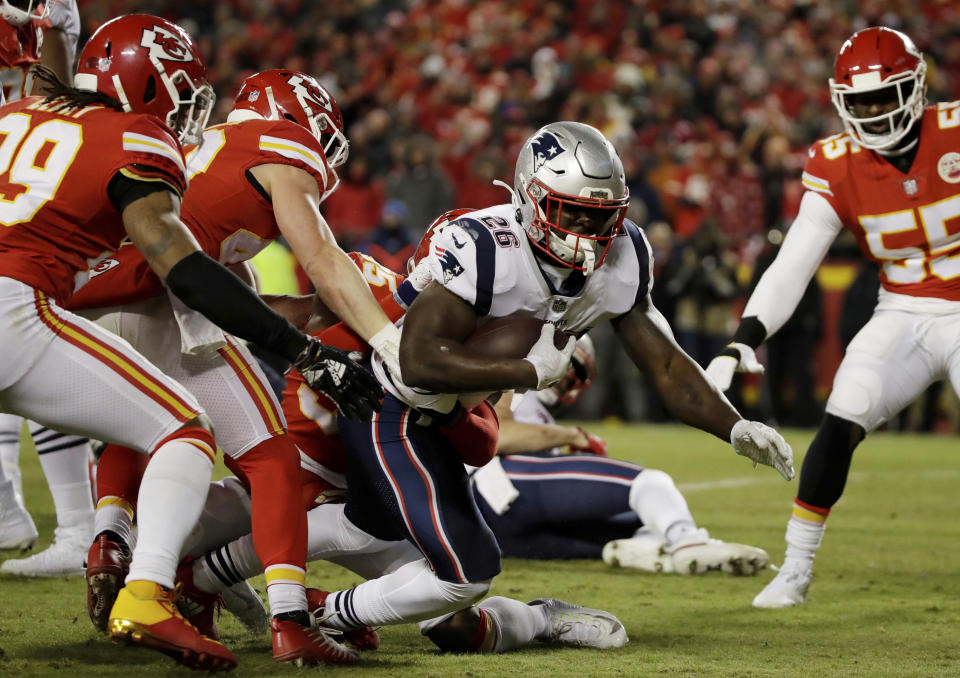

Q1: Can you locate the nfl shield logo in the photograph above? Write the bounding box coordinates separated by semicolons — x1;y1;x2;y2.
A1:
551;298;567;313
903;178;918;195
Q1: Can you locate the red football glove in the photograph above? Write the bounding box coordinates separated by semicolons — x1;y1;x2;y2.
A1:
569;427;607;456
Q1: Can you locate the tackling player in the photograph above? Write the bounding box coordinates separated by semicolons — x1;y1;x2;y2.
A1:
704;27;960;608
65;68;406;666
0;15;377;672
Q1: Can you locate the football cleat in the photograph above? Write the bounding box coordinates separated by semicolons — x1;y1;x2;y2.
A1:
602;536;674;573
108;580;237;672
0;478;37;551
306;588;380;651
271;616;359;666
752;559;813;608
666;529;769;576
174;560;223;640
1;521;91;576
529;598;628;649
221;581;269;635
86;534;130;632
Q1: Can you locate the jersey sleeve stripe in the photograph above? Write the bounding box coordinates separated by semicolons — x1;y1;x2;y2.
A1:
623;221;653;304
801;171;833;196
258;135;328;184
117;167;184;196
458;219;497;316
121;132;186;175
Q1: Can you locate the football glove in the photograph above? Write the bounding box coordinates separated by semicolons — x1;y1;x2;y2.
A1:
368;322;402;382
569;427;608;456
293;338;383;422
705;342;765;392
730;419;795;481
523;324;576;389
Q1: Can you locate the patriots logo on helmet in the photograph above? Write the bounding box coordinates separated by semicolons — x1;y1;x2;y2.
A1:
530;131;566;171
140;26;192;62
438;249;465;284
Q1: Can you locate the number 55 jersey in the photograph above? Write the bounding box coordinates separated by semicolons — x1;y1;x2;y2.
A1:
0;96;187;303
802;101;960;302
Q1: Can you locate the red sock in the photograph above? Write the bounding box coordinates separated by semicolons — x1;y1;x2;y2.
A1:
95;444;149;508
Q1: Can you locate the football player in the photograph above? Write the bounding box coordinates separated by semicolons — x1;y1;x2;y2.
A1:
64;68;404;666
704;27;960;608
290;121;793;648
0;15;378;672
483;336;770;575
0;0;93;576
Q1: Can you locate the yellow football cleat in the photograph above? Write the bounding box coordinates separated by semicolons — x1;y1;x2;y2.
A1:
108;580;237;672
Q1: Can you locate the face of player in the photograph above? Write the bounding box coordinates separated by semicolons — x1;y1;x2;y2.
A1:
844;85;908;134
543;200;617;237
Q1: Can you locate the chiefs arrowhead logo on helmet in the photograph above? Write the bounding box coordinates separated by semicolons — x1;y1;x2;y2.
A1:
288;74;333;125
140;26;193;62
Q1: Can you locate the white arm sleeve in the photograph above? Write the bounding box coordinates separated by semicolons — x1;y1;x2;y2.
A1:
742;191;843;338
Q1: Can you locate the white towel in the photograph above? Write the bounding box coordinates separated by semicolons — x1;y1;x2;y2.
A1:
471;457;519;515
167;288;228;355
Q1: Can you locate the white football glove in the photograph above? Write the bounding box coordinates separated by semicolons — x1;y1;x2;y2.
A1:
730;419;795;481
523;323;576;389
705;342;765;391
368;322;402;381
407;259;434;292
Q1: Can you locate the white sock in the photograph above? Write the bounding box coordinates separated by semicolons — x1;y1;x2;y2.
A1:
127;439;213;588
784;511;826;565
477;596;549;652
323;559;490;629
192;533;261;594
264;570;307;617
0;413;23;499
629;469;698;544
36;445;94;528
182;477;252;559
93;501;134;547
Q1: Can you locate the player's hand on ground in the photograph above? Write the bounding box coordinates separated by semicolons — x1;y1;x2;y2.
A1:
730;419;794;481
523;324;576;389
569;427;608;456
294;338;383;421
705;342;764;391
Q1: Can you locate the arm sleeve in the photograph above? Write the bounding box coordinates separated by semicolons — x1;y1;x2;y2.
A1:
741;191;843;338
440;400;500;467
165;251;307;362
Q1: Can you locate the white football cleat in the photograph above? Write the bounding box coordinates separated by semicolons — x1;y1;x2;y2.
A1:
1;518;91;576
602;536;675;573
752;559;812;608
0;478;37;551
222;580;269;635
530;598;628;649
667;528;769;576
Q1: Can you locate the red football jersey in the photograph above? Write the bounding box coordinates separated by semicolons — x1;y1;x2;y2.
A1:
801;101;960;300
67;117;333;309
0;96;187;303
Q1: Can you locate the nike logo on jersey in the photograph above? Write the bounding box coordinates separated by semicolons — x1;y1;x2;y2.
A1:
452;234;466;249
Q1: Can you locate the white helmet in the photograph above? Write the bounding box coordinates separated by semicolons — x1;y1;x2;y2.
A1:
511;122;628;275
828;27;926;153
0;0;49;26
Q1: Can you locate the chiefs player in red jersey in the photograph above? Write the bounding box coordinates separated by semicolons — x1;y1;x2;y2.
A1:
706;27;960;609
65;68;408;666
0;0;79;102
0;14;380;672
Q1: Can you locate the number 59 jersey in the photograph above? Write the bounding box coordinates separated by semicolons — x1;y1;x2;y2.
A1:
424;204;653;333
0;96;188;303
802;101;960;301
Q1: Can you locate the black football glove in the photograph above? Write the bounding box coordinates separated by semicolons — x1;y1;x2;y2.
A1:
293;338;383;422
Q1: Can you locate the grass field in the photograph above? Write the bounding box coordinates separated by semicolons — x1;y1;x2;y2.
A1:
2;423;959;677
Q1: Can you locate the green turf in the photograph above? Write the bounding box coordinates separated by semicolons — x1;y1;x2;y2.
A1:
2;423;959;677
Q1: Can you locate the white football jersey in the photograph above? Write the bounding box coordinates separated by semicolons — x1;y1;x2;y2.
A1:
425;204;653;334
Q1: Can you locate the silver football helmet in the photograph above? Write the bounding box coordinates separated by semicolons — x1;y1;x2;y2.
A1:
511;122;628;275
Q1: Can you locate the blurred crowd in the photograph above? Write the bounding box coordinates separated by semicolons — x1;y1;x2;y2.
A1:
76;0;960;428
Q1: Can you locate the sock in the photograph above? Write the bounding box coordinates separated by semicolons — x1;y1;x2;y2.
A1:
784;499;828;564
232;436;308;616
93;499;134;549
0;413;22;499
629;469;697;544
193;534;262;595
477;596;548;652
34;440;94;529
323;559;490;630
182;477;252;559
96;444;148;509
126;428;215;589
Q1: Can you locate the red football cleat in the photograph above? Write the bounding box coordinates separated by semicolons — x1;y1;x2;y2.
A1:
271;617;359;666
306;588;380;651
108;580;237;672
86;534;129;632
174;560;223;640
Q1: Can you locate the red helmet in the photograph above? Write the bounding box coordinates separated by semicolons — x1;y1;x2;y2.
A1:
538;335;596;407
408;207;475;273
829;27;926;152
74;15;214;145
231;70;349;181
0;0;49;26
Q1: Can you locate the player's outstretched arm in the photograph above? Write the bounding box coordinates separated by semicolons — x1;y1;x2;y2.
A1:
612;297;793;480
